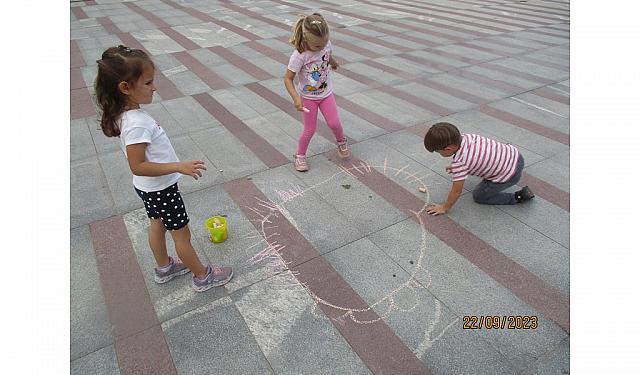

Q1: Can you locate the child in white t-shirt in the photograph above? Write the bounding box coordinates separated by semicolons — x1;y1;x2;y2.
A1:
284;13;350;172
94;45;232;292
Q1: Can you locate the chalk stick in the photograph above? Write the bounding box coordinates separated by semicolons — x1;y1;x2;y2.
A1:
302;107;310;113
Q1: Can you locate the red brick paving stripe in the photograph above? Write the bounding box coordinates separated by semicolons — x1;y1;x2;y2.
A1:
224;178;432;375
336;67;378;86
173;51;230;90
85;0;97;5
331;37;385;59
530;87;570;105
328;156;570;333
70;43;84;69
90;216;178;374
521;172;569;211
377;85;455;117
71;88;97;119
208;46;274;81
96;16;122;35
335;28;413;53
423;47;483;65
192;93;290;168
158;0;260;41
71;67;87;90
243;82;336;142
526;29;570;39
456;41;524;58
513;55;568;72
161;27;201;51
71;6;88;20
477;105;570;145
334;95;404;132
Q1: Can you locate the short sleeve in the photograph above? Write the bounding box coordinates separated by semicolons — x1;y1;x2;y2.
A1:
121;126;152;146
287;50;303;74
450;160;469;181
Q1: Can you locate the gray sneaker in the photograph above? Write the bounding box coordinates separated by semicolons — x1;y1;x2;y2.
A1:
192;265;233;292
154;257;190;284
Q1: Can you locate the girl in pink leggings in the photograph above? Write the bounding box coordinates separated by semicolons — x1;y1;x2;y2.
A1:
284;13;350;172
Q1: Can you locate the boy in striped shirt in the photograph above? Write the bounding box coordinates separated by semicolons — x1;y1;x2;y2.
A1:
423;122;534;215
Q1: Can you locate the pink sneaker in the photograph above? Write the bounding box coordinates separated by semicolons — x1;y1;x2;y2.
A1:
294;154;309;172
337;138;350;159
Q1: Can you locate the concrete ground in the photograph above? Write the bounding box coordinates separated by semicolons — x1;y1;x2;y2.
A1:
70;0;570;374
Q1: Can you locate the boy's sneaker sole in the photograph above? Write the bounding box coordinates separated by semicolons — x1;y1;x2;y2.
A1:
154;267;191;284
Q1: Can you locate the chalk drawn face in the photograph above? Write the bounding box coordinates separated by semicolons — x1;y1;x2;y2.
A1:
240;157;458;354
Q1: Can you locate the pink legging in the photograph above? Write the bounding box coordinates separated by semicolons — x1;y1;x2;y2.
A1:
297;93;345;156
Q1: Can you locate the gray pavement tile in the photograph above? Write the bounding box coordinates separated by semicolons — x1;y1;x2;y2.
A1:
71;226;114;360
71;118;97;162
522;337;570;375
428;72;510;102
76;34;124;54
190;126;269;182
241;114;303;159
448;194;570;295
232;272;371;374
160;95;224;133
373;56;440;76
407;50;470;69
162;296;275;375
220;17;279;40
249;56;285;77
509;30;569;46
465;65;544;91
70;345;120;375
498;196;570;249
188;46;228;67
489;57;569;82
394;81;476;112
80;65;97;89
167;69;212;96
143;102;187;137
524;158;570;193
131;29;186;55
97;150;144;214
331;42;373;63
71;156;115;228
122;209;228;323
342;61;405;86
343;92;431;127
488;35;556;51
434;44;503;62
488;98;569;134
168;135;224;193
174;22;250;48
292;156;409;236
211;63;257;86
549;149;569;168
210;88;261;121
368;219;568;371
338;105;389;142
329;72;372;96
325;238;516;375
87;115;122;155
257;38;293;55
112;19;157;33
446;110;569;158
250;165;363;255
227;86;281;116
512;92;569;119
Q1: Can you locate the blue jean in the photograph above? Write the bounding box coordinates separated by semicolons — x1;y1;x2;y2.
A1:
472;155;524;205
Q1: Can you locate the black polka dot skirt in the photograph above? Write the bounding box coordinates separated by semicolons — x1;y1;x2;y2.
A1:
134;183;189;231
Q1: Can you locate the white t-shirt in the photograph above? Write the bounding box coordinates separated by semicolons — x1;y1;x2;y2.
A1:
287;40;334;99
118;109;181;192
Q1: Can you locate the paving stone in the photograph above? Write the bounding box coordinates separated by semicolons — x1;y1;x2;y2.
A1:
489;97;569;134
162;297;274;374
232;272;371;374
522;337;570;375
524;158;570;193
71;156;115;228
368;219;568;371
489;57;569;82
161;95;224;133
513;92;569;119
71;118;97;162
71;226;113;360
325;238;517;375
70;345;120;375
499;196;570;249
210;88;261;121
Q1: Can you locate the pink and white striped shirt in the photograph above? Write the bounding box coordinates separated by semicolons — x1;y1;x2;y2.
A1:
450;133;520;183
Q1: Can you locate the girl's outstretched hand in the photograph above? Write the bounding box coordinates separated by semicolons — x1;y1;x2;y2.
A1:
178;160;207;179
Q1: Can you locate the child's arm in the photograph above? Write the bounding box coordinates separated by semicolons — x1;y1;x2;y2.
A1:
284;70;305;112
329;55;339;70
426;180;464;215
126;143;206;180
